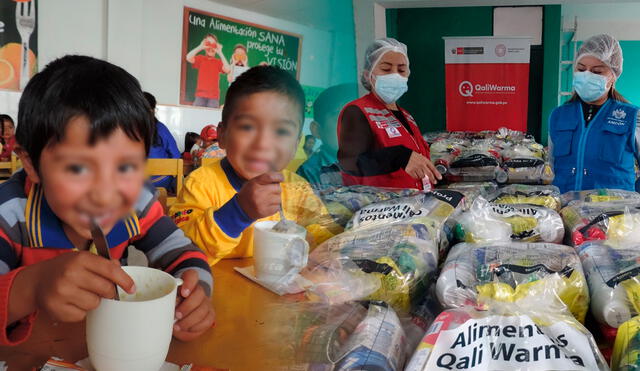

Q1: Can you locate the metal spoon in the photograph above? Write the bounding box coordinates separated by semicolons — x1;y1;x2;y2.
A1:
269;163;296;233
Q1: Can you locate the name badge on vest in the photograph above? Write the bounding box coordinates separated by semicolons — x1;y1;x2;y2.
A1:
375;120;389;129
385;126;402;138
387;119;402;128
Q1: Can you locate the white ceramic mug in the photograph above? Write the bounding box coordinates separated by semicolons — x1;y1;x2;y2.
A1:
253;220;309;284
86;266;183;371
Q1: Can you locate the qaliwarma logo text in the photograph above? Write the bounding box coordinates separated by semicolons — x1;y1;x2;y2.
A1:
458;81;516;97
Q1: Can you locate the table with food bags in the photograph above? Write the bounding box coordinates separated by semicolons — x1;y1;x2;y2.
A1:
5;128;640;370
257;128;640;371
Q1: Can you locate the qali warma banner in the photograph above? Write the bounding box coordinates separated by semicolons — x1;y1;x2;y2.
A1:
444;37;530;132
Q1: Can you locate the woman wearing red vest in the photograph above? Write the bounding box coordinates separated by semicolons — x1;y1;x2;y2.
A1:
337;38;440;190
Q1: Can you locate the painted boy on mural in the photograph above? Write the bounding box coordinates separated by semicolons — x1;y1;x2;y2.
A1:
186;33;231;108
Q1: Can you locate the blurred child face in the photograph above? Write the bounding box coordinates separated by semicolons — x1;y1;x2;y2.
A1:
304;137;316;152
23;116;146;247
2;120;14;139
219;91;301;180
234;48;248;64
204;37;217;57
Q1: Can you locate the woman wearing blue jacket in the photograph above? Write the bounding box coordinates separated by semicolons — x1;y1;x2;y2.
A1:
549;34;640;193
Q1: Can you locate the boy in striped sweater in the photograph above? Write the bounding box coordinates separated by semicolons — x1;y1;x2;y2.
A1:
0;56;214;345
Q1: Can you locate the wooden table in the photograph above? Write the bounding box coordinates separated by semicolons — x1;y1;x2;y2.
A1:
0;258;299;370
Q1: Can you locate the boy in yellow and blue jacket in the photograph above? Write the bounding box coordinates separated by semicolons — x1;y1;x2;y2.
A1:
170;66;340;266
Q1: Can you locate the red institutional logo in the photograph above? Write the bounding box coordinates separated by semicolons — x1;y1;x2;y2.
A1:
459;81;473;97
495;44;507;57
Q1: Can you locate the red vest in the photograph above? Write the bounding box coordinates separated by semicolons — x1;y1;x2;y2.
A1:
337;93;430;190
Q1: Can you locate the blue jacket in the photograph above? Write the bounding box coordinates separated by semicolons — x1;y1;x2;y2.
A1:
550;99;639;193
148;121;180;190
296;145;343;187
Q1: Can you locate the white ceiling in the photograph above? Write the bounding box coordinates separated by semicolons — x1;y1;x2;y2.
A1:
207;0;354;32
206;0;640;32
377;0;640;8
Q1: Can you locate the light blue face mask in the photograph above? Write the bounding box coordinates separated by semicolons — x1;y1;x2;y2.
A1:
373;73;408;104
573;71;609;103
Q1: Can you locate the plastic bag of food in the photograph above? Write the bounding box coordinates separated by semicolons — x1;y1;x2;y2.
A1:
446;141;506;183
561;189;640;208
345;190;464;254
579;241;640;329
334;301;408;371
346;190;464;231
439;182;498;206
560;201;640;247
265;301;415;371
501;143;554;185
303;223;439;315
495;127;535;142
405;300;608;371
613;316;640;371
314;185;421;227
488;184;562;211
265;301;368;370
432;149;462;177
429;136;468;154
455;198;564;244
436;242;589;322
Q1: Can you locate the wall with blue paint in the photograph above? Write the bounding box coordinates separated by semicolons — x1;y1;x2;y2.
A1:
561;3;640;105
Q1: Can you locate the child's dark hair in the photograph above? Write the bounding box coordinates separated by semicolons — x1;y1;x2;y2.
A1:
0;114;14;145
221;65;305;130
184;132;200;153
16;55;153;171
143;91;161;146
304;134;315;143
143;92;156;110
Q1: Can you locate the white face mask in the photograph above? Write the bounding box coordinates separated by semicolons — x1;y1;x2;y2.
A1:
373;73;408;104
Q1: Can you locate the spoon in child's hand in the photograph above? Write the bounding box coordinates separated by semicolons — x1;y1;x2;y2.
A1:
269;163;296;233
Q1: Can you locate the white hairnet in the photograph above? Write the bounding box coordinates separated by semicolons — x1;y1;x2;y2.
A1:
575;34;623;79
361;38;410;91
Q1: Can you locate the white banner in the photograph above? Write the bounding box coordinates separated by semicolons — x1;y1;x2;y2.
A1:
444;37;531;64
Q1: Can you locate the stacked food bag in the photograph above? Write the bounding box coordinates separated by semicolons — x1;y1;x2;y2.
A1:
613;316;640;371
455;198;564;244
439;181;498;204
487;184;562;211
266;300;425;371
435;242;589;322
501;142;553;185
580;242;640;329
443;185;564;246
405;300;608;370
425;129;553;185
561;200;640;247
561;189;640;208
314;185;421;227
303;190;464;315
